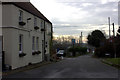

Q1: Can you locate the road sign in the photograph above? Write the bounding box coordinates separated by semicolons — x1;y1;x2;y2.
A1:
72;39;75;44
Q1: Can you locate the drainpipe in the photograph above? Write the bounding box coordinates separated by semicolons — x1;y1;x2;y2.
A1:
44;20;46;61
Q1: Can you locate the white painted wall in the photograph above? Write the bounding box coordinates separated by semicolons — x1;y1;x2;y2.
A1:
2;3;52;69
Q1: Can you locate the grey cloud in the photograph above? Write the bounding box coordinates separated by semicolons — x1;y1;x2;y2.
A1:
55;0;117;3
52;0;118;36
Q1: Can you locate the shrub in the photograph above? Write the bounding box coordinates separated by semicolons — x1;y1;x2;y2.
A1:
68;47;87;54
95;40;116;58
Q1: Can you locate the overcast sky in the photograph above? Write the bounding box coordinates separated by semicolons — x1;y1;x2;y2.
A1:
30;0;118;38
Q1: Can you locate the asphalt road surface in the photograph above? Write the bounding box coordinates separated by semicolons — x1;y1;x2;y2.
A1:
2;55;120;80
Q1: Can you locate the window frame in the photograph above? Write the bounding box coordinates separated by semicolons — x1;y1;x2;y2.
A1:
32;36;35;52
41;19;44;28
36;37;39;51
19;10;23;22
34;17;37;27
19;34;23;54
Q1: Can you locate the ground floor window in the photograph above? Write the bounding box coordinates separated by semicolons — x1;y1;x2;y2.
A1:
19;34;23;53
32;36;35;52
36;37;39;51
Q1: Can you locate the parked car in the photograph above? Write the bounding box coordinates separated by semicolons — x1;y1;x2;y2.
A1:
57;50;64;57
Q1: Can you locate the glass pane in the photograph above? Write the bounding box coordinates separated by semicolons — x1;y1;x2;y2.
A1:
19;10;23;22
34;17;37;27
32;36;35;50
19;35;23;52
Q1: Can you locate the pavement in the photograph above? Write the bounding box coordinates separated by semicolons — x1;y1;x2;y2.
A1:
2;54;120;80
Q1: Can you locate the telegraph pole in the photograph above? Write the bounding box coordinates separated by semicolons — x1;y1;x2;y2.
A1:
81;32;83;44
112;23;115;37
108;17;111;38
112;23;116;58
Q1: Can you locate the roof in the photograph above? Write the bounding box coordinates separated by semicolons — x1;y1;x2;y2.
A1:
2;2;52;24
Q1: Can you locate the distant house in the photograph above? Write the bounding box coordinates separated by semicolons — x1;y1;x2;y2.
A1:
0;2;52;69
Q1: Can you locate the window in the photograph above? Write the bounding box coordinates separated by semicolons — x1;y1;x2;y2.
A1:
41;20;43;27
34;17;37;27
36;37;39;51
32;36;35;52
19;10;23;22
19;34;23;53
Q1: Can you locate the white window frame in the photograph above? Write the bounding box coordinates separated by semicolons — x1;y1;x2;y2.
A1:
19;10;23;22
36;37;39;51
41;20;43;27
34;17;37;27
19;34;23;54
41;20;44;28
32;36;35;52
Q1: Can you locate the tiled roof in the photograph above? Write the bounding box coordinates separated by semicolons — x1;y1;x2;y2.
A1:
2;2;52;24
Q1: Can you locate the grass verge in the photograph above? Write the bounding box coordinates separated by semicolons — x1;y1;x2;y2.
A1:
105;58;120;65
102;58;120;69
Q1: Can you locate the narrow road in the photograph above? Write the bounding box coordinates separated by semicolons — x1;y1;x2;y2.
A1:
2;55;119;79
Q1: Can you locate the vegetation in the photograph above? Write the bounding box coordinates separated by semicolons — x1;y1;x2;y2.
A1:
102;58;120;68
86;28;120;58
94;38;120;58
105;58;120;65
69;47;87;53
93;28;120;58
117;27;120;37
67;46;87;57
87;30;106;47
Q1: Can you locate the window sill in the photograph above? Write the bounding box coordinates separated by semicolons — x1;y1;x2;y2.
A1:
41;29;45;31
32;51;41;55
19;52;26;57
19;21;26;26
34;26;39;30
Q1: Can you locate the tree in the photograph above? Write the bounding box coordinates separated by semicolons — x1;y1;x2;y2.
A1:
87;30;106;47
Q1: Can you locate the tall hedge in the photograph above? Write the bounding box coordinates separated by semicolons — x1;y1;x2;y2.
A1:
69;47;87;53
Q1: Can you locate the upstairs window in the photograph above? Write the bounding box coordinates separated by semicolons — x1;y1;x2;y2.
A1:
19;10;23;22
19;10;26;26
34;17;37;27
19;34;23;53
34;17;39;30
41;20;44;28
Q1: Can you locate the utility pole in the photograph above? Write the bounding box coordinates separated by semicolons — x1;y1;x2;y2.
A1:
81;32;83;44
112;23;115;37
108;17;111;38
112;23;116;58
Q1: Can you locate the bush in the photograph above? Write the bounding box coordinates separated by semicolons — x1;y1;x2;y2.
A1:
116;39;120;57
95;41;116;58
68;47;87;54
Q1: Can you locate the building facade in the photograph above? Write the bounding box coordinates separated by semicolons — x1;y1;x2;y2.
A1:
0;2;52;69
